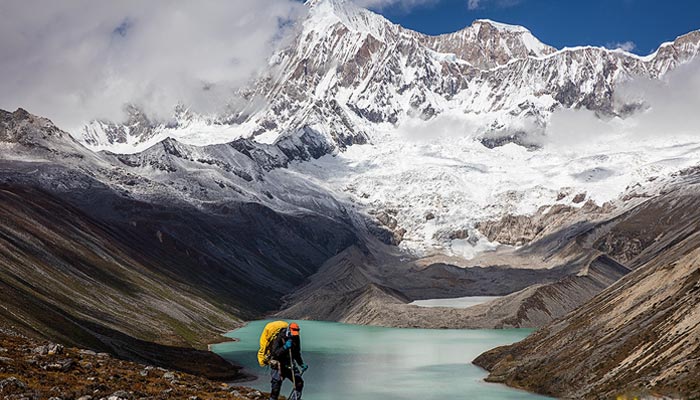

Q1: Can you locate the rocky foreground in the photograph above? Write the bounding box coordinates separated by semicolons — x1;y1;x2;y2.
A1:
0;325;268;400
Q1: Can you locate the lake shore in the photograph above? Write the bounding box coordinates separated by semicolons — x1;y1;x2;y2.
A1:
213;319;552;400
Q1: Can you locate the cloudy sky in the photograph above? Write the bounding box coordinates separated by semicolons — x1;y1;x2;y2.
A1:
0;0;306;129
0;0;698;131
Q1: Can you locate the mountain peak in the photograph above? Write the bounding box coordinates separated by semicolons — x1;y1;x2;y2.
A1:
472;19;530;33
0;108;87;159
1;108;33;124
417;18;555;68
305;0;363;19
0;108;62;142
303;0;395;41
305;0;353;9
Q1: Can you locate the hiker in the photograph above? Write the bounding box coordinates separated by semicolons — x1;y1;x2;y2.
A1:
268;322;307;400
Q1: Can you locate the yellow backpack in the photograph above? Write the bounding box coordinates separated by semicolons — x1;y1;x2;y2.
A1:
257;320;289;367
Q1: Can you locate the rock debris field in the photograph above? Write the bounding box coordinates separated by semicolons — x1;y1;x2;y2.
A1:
0;326;269;400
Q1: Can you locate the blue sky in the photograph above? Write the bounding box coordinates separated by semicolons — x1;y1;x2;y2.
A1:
371;0;700;55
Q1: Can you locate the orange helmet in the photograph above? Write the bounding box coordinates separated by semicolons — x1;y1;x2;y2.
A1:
289;322;300;336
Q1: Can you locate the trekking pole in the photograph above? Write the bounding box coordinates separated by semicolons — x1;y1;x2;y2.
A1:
289;349;297;399
287;363;305;400
289;349;295;384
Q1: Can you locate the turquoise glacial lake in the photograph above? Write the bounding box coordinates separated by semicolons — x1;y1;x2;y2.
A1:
212;320;553;400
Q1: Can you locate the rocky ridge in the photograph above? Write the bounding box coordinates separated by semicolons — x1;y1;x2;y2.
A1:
277;231;628;329
78;0;700;155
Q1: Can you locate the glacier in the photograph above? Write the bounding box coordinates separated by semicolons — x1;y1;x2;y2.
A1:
70;0;700;259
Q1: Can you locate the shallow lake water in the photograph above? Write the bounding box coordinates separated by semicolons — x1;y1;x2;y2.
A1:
409;296;502;308
212;320;552;400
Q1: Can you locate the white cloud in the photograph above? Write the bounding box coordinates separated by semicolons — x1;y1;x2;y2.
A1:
543;108;618;149
467;0;521;10
399;112;480;141
0;0;306;130
352;0;438;11
615;58;700;138
607;40;637;52
541;58;700;148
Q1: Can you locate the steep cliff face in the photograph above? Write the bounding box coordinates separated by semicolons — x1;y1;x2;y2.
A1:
474;170;700;399
476;201;612;247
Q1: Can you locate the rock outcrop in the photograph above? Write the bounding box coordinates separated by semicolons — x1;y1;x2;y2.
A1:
476;201;611;246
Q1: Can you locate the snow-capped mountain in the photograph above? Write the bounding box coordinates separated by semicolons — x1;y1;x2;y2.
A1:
4;4;700;380
77;0;700;153
417;18;556;68
72;0;700;257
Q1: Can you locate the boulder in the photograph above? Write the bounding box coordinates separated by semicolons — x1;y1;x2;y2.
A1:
448;229;469;240
46;359;74;372
162;371;177;381
108;390;131;400
0;377;27;392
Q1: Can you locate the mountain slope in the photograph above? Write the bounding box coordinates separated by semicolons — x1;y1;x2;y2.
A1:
473;169;700;399
277;247;630;330
276;199;630;329
0;108;365;374
0;183;249;378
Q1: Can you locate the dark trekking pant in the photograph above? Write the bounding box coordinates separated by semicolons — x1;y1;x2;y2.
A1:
270;364;303;400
